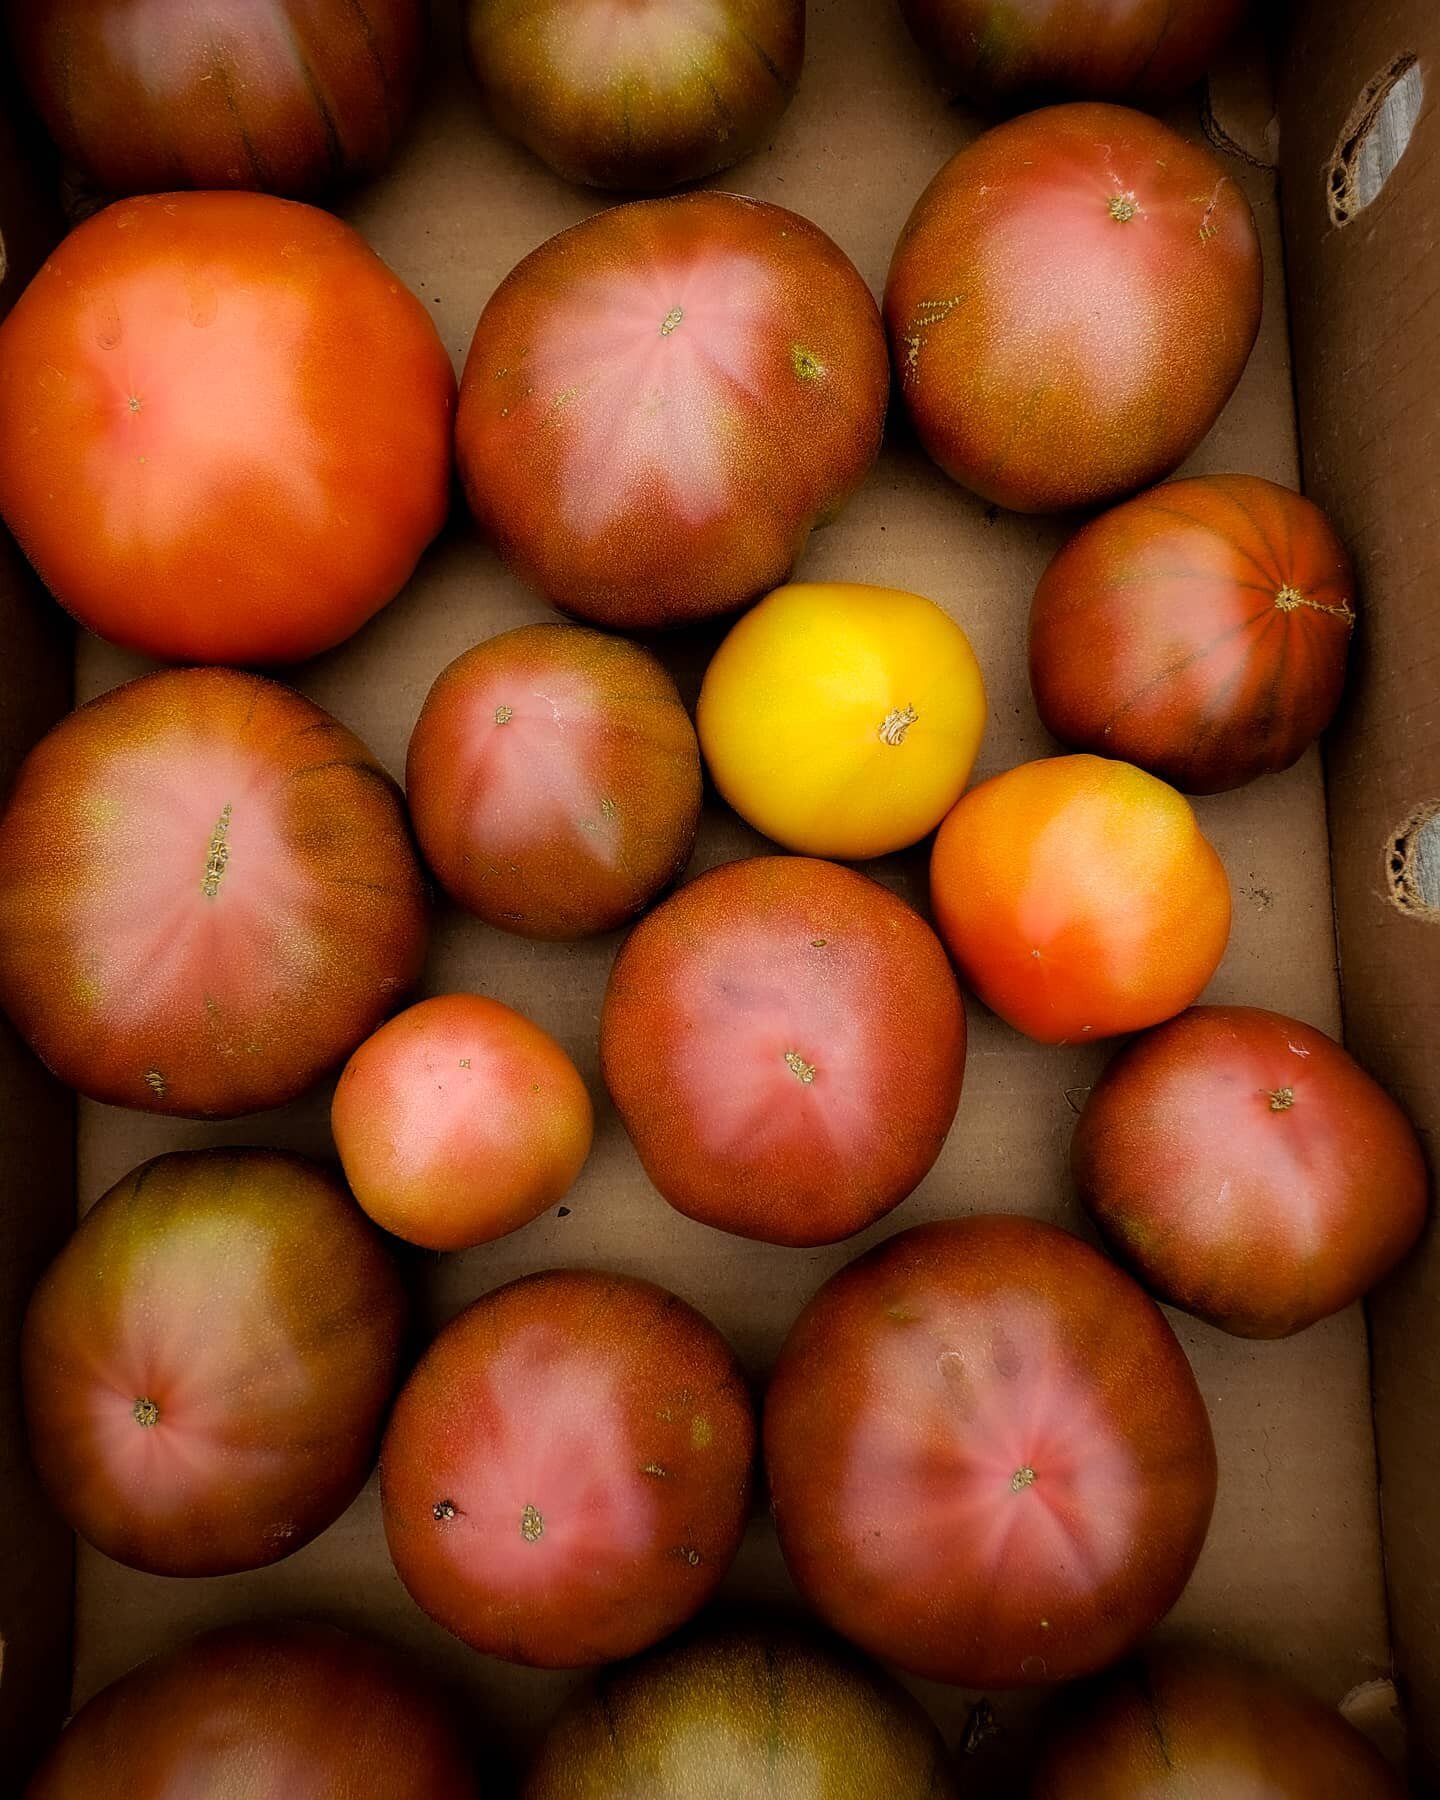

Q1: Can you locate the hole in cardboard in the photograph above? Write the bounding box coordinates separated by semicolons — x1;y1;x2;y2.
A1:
1327;55;1424;224
1386;801;1440;919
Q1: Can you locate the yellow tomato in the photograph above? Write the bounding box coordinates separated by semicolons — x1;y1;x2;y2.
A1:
697;582;987;859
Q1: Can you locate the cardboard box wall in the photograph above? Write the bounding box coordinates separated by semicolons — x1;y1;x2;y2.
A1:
0;0;1435;1791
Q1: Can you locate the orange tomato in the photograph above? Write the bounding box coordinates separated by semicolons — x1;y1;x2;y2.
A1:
697;582;986;859
930;755;1230;1043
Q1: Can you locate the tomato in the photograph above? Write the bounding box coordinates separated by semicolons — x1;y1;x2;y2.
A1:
332;993;594;1250
380;1268;755;1667
884;104;1262;513
697;582;987;859
897;0;1248;112
929;755;1230;1044
11;2;424;200
1034;1646;1406;1798
1072;1006;1429;1337
764;1215;1217;1688
600;856;966;1246
1030;475;1356;793
27;1621;478;1799
0;667;428;1118
456;192;889;629
407;624;701;938
467;0;804;191
523;1624;959;1799
22;1149;406;1578
0;191;455;664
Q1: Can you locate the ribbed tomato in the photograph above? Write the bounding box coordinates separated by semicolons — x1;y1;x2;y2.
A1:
600;856;966;1246
27;1622;478;1799
22;1150;406;1577
0;667;428;1118
10;0;425;199
380;1269;755;1667
467;0;804;191
1030;475;1356;793
764;1216;1217;1688
885;104;1262;512
457;192;889;629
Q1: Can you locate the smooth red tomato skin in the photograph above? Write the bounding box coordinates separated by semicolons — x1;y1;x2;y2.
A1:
885;104;1262;513
1073;1006;1430;1338
22;1150;407;1578
764;1216;1217;1689
26;1622;478;1800
11;1;425;200
380;1269;755;1668
600;856;966;1246
456;192;889;629
1034;1647;1407;1798
1030;476;1356;794
0;667;429;1118
407;624;702;938
0;191;455;664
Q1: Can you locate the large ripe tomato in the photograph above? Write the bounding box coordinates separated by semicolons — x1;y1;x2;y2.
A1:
697;582;987;859
1030;475;1356;793
524;1625;959;1799
0;667;428;1118
897;0;1248;112
10;2;425;200
885;104;1262;513
22;1149;406;1577
456;193;889;629
467;0;804;191
332;993;594;1250
380;1269;755;1667
1072;1006;1429;1337
0;191;455;663
929;754;1230;1044
27;1621;478;1799
764;1216;1217;1688
600;856;966;1246
407;624;701;938
1034;1646;1406;1798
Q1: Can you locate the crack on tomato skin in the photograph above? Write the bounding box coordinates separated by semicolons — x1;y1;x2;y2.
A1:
900;295;963;387
143;1069;168;1098
201;802;233;897
1274;584;1356;625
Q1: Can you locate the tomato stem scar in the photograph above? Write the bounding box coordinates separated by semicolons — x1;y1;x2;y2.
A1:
1011;1465;1037;1492
132;1397;160;1428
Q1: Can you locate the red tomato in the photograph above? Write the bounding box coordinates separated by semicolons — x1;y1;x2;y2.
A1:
0;191;455;663
1034;1647;1406;1798
381;1270;754;1667
332;993;595;1250
0;667;428;1118
22;1150;406;1577
600;856;966;1246
406;624;702;938
885;104;1262;512
929;755;1230;1044
11;1;424;200
456;192;889;629
467;0;804;191
27;1621;477;1799
1030;475;1356;793
1072;1006;1429;1337
764;1216;1217;1688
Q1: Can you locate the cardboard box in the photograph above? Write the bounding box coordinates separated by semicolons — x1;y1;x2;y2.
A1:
0;0;1434;1790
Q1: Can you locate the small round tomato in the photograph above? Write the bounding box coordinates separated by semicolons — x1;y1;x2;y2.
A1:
380;1269;755;1667
930;755;1230;1044
697;582;987;859
0;191;455;664
332;993;594;1251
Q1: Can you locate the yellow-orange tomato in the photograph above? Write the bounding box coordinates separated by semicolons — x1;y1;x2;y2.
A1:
697;583;987;859
930;755;1230;1044
331;994;593;1251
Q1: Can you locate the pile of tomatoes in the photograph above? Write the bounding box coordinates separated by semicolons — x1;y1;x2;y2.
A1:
0;2;1423;1797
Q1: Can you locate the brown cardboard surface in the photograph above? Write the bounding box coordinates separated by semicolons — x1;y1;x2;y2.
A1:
1279;3;1440;1789
0;0;1403;1791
